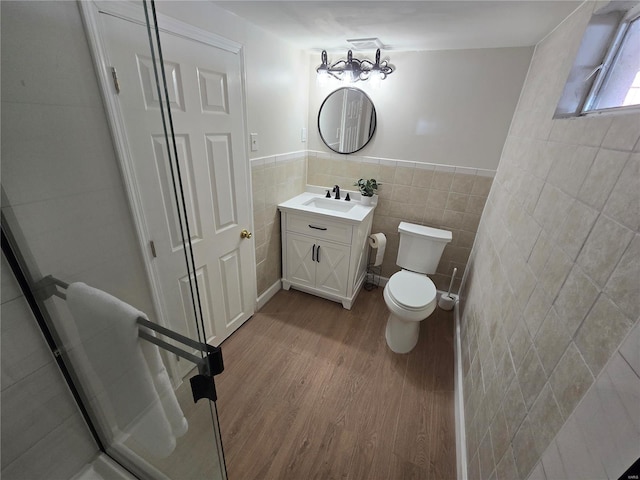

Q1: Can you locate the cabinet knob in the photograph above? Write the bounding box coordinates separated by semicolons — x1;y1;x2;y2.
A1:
240;229;252;239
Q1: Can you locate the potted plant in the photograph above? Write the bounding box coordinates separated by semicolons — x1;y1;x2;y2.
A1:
353;178;381;205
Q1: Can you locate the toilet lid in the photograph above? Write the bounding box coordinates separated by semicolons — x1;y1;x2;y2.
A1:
387;270;436;310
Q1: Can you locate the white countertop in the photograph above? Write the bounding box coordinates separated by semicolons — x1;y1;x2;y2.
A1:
278;190;376;223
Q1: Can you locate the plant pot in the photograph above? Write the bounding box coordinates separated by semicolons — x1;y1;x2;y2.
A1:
361;195;373;206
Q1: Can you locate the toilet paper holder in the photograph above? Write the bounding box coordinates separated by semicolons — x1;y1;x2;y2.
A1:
364;244;382;291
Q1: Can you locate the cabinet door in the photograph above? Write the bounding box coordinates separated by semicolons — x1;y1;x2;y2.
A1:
286;233;316;288
315;240;350;297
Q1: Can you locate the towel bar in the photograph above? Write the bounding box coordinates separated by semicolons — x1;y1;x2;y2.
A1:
37;275;224;403
137;316;224;403
37;275;69;300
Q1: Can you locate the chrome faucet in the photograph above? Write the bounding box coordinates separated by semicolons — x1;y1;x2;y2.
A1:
332;185;340;200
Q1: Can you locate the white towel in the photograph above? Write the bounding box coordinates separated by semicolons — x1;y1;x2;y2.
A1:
66;283;186;458
139;329;189;436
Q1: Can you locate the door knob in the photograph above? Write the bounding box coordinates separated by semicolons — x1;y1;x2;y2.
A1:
240;229;252;239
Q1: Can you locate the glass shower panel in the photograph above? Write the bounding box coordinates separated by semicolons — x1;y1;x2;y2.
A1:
1;1;225;479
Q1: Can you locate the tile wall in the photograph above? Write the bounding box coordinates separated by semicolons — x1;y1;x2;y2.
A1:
458;2;640;479
2;2;159;476
537;322;639;480
251;152;307;295
251;151;495;297
1;255;97;479
307;151;495;293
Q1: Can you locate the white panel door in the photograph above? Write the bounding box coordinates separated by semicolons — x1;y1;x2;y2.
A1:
99;12;254;374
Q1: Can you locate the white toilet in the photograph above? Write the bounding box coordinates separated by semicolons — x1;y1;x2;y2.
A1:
383;222;452;353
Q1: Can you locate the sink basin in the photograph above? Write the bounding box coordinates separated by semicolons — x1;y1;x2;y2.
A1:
278;191;375;223
303;197;356;213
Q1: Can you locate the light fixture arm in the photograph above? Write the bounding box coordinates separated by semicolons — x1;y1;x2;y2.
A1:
316;48;394;83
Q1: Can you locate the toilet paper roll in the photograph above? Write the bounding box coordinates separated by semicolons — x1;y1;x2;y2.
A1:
368;233;387;267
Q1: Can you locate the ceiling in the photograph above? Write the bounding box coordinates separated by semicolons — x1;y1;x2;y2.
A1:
213;1;583;52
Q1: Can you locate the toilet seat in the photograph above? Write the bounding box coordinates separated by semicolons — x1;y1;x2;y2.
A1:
386;270;436;311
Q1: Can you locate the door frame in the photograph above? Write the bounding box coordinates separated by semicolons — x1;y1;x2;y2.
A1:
79;1;256;385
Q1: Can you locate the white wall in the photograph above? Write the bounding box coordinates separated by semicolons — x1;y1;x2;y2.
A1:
308;47;533;170
156;1;310;159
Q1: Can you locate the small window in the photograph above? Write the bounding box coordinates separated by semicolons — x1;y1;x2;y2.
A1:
583;9;640;113
555;2;640;117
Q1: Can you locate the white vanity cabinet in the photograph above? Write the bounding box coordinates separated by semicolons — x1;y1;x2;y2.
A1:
278;193;375;310
285;233;351;297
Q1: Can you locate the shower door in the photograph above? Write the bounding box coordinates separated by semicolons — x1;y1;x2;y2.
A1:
0;0;249;478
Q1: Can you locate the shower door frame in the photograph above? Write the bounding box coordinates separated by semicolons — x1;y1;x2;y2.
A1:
79;0;254;385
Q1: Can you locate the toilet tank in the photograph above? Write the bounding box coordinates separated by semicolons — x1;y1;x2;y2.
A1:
396;222;452;274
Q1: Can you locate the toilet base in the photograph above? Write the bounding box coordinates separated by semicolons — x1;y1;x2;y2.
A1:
385;313;421;354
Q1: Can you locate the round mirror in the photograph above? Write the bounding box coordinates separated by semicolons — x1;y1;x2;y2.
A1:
318;87;377;154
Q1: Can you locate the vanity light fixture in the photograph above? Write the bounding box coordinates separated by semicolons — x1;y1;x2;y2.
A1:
316;48;394;84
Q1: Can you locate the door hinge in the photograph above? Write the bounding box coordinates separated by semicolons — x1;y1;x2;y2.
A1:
110;67;120;94
150;240;157;258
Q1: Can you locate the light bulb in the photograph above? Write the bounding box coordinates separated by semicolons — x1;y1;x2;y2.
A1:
344;69;356;84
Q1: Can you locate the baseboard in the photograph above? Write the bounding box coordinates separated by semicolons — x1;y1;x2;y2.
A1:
256;279;281;311
453;299;468;480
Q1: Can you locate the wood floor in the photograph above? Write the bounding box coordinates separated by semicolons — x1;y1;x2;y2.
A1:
216;287;456;480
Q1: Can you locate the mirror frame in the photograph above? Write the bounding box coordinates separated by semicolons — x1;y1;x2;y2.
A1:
317;87;377;154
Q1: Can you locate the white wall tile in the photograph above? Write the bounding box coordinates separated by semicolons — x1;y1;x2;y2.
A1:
1;255;22;304
604;234;640;322
0;1;104;108
593;365;640;479
1;414;96;480
601;114;640;152
556;416;607;480
541;441;568;480
0;295;54;392
5;190;149;300
577;148;629;210
527;462;547;480
576;215;634;288
619;323;640;377
603;154;640;231
604;352;640;433
1;102;122;207
1;361;80;468
574;372;629;480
